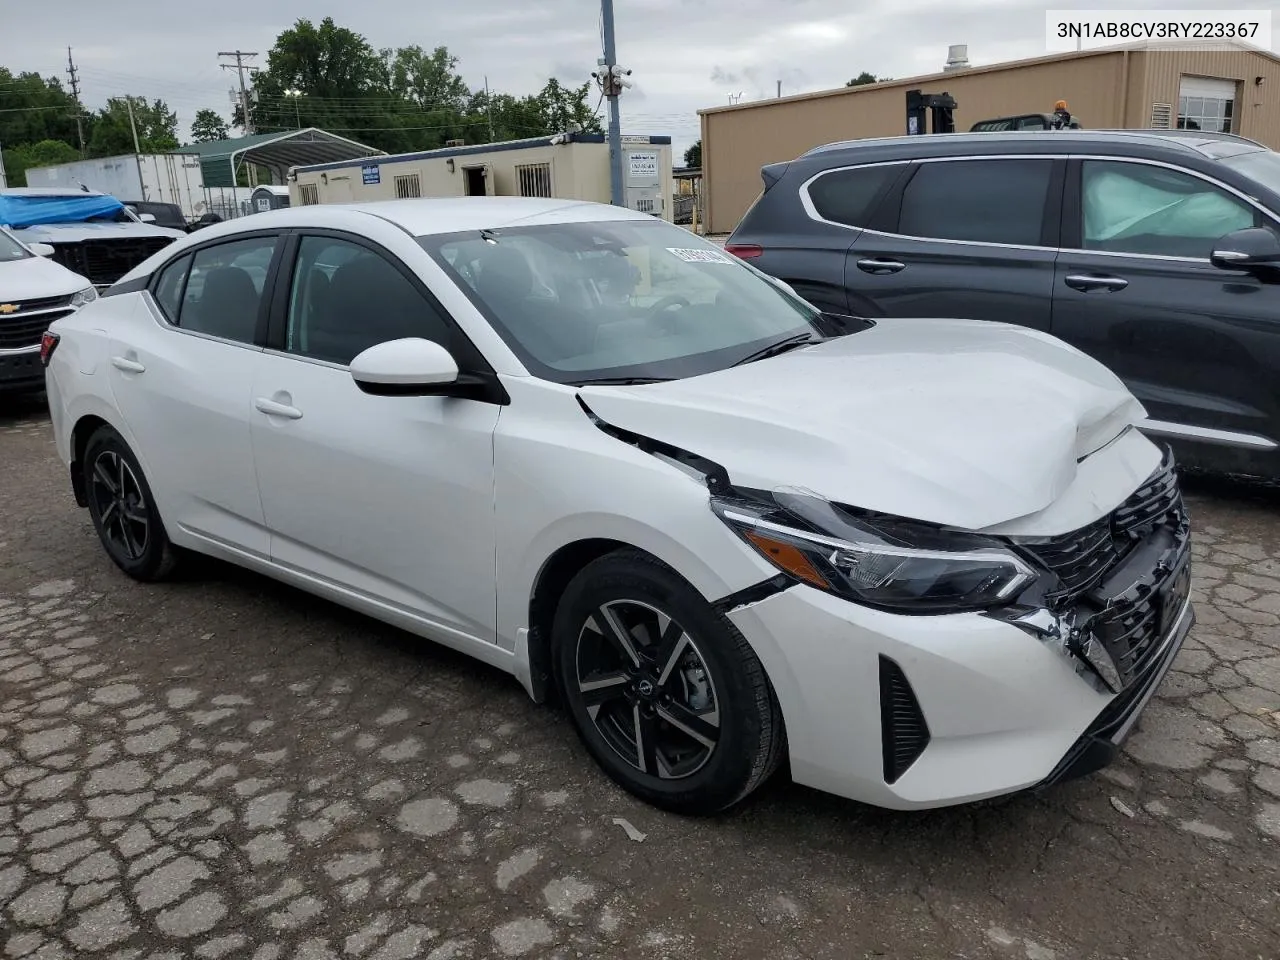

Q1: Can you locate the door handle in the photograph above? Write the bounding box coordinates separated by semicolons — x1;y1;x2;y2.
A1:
856;258;906;275
110;356;145;374
1064;274;1129;292
254;397;303;420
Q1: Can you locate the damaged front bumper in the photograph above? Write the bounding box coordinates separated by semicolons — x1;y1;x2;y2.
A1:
1037;590;1195;788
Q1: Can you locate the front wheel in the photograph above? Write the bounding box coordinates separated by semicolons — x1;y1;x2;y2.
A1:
553;549;786;815
83;425;179;582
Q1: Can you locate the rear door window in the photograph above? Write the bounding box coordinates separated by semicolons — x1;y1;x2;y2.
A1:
896;158;1054;245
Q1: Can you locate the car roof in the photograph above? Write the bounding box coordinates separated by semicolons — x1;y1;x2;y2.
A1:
802;128;1268;161
187;197;657;239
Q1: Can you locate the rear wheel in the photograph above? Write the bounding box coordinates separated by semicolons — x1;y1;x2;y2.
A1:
83;426;178;582
553;549;785;815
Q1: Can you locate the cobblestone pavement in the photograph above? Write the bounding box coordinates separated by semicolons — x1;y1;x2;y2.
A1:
2;396;1280;960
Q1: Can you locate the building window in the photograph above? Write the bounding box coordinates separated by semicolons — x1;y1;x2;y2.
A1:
516;162;553;198
299;184;319;206
1177;77;1237;133
394;174;422;199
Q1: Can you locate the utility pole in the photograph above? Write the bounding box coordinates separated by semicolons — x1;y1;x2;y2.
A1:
218;51;258;136
66;47;86;158
484;76;494;142
598;0;626;207
777;80;782;98
125;97;146;198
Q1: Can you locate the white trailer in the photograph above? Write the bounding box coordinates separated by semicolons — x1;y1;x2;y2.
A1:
24;153;209;221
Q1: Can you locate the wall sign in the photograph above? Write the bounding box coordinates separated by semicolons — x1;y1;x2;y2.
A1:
362;164;381;185
628;151;659;178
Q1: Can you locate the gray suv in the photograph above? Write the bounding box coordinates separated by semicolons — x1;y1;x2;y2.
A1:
725;130;1280;482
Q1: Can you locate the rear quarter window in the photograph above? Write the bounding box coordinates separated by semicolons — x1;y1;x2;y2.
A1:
805;164;899;227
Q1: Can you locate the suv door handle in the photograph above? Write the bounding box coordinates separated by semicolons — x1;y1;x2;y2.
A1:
110;356;145;374
254;397;303;420
1064;274;1128;292
856;257;906;275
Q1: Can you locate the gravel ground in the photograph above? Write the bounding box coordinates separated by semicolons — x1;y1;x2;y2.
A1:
2;394;1279;960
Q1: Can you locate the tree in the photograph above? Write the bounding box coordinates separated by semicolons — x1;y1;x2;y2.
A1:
847;71;891;86
88;96;178;157
2;138;80;186
683;140;701;168
230;18;606;154
190;109;229;143
0;67;86;164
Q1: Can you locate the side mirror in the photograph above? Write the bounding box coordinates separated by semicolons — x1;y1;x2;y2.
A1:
1210;227;1280;271
29;243;55;257
349;338;460;396
138;213;157;223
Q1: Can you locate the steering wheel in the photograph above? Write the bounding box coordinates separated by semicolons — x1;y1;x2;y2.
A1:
644;295;692;334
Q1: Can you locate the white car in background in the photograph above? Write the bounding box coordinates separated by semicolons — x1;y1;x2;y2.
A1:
0;227;97;394
41;198;1194;814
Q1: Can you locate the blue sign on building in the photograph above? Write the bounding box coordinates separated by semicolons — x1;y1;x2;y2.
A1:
362;164;381;185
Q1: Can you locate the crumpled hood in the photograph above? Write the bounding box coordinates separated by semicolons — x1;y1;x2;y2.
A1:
12;222;185;243
578;317;1154;531
0;254;89;300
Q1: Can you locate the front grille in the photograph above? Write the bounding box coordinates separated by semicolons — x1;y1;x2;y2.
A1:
879;656;930;783
50;237;175;286
0;309;73;349
1018;452;1183;602
3;293;74;312
1014;450;1189;689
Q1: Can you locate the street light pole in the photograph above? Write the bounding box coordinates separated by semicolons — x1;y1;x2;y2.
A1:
285;89;302;129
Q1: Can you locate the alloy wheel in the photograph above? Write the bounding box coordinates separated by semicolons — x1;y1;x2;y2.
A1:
574;599;721;779
89;450;151;562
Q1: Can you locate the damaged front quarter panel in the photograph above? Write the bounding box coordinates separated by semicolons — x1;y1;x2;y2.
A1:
575;393;794;613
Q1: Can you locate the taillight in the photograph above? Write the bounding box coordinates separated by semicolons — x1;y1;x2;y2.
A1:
40;331;60;367
725;243;763;259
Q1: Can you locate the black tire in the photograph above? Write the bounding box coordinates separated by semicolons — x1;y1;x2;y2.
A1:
82;425;179;582
553;548;786;815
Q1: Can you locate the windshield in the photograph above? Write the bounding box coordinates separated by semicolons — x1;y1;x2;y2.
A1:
0;228;31;262
420;219;825;383
1218;148;1280;197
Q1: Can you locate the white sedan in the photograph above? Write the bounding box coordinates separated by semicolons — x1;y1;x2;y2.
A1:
42;198;1195;814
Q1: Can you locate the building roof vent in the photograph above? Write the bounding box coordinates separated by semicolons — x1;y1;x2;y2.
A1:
944;44;970;72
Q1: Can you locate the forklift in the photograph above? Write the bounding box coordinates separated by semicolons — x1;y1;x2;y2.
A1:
905;89;956;135
906;90;1082;135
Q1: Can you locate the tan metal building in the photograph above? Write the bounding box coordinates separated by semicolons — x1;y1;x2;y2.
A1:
288;132;676;222
699;41;1280;234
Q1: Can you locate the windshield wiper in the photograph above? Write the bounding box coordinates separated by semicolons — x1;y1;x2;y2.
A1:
571;376;674;386
731;332;820;367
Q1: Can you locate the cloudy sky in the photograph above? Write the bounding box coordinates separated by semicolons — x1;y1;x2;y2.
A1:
3;0;1277;157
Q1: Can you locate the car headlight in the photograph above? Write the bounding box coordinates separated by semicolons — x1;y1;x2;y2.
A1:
711;487;1038;614
70;286;98;308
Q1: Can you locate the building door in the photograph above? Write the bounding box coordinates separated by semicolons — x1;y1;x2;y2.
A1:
463;165;491;196
1178;76;1238;133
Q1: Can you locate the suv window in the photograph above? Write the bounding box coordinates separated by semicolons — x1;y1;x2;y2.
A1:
806;165;898;226
177;237;278;343
1081;160;1256;258
897;158;1053;245
285;235;451;366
